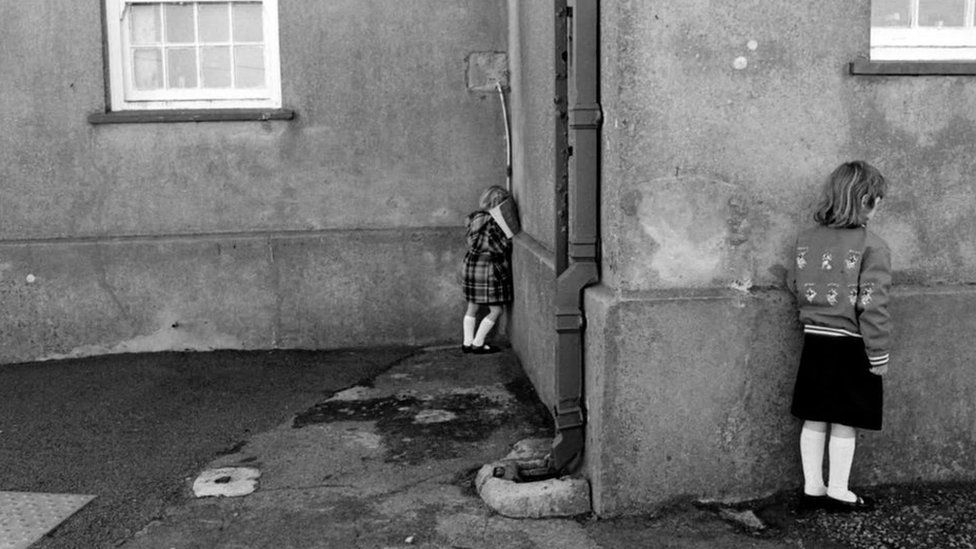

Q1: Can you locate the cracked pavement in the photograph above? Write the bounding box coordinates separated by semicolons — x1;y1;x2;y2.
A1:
3;347;975;548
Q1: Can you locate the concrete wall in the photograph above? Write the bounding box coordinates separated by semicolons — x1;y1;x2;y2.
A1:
0;1;507;362
587;0;976;515
507;0;559;409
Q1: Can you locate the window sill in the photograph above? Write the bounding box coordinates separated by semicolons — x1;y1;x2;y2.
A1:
88;108;295;124
850;60;976;76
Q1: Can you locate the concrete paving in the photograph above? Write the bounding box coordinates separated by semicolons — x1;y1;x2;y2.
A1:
122;345;572;548
1;346;975;548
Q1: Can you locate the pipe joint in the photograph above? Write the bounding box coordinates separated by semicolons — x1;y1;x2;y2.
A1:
569;242;598;260
556;262;599;302
554;404;586;430
568;104;602;129
555;311;584;332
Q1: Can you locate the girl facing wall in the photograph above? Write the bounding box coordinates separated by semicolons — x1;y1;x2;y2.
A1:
787;160;892;512
459;186;514;354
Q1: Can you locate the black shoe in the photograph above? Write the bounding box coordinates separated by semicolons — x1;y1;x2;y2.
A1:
824;494;875;513
461;345;472;353
470;344;499;355
798;493;828;511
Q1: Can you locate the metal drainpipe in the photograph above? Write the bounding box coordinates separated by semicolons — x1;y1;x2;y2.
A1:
551;0;601;474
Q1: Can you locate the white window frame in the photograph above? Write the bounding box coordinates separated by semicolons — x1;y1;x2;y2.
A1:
104;0;282;110
872;0;976;60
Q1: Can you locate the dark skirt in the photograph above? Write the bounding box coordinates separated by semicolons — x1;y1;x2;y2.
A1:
791;333;883;430
461;252;513;304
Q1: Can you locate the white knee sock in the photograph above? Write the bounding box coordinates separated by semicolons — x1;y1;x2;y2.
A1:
463;315;477;346
827;435;857;502
799;426;827;496
472;318;495;346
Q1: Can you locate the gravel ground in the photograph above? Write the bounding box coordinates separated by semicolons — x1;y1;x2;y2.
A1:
748;482;976;548
801;483;976;549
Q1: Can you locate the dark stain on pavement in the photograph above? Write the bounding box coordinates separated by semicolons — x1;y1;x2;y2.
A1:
215;440;248;456
293;392;522;464
292;395;419;427
504;375;553;424
292;362;553;465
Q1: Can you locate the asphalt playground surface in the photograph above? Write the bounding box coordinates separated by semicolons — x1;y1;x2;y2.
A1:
0;348;409;547
1;346;975;548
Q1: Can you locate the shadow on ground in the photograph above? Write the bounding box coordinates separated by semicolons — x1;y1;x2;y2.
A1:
2;346;975;548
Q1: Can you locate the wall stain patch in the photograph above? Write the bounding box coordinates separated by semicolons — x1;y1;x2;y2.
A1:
39;316;243;361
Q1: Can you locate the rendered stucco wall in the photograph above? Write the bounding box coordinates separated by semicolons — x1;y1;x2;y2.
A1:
507;0;559;409
0;1;507;362
587;1;976;514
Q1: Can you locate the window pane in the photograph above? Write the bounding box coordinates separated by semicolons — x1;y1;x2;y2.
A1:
133;48;163;90
232;4;263;42
234;45;265;87
167;48;198;88
872;0;911;27
130;5;161;44
919;0;966;27
201;46;232;87
199;4;230;42
164;4;195;43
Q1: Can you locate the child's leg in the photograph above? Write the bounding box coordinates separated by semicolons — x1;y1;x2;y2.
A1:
826;423;858;502
463;302;480;346
799;420;828;496
472;305;503;347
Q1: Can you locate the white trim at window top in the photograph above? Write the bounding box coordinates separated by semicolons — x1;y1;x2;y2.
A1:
872;0;976;61
103;0;282;111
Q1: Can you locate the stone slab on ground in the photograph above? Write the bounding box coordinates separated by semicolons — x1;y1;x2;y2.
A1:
475;437;591;518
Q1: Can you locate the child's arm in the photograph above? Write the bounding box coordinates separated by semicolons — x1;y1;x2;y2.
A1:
857;238;892;373
485;219;512;256
466;213;491;252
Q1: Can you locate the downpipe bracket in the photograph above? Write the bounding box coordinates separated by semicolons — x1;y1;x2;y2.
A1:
568;104;602;129
555;311;584;332
554;404;585;430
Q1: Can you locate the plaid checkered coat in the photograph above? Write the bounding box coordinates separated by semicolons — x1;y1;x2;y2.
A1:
461;211;513;304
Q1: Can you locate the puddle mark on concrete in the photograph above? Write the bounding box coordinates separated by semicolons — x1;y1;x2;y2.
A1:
327;385;381;402
215;440;247;456
293;393;517;464
413;409;458;424
294;395;418;427
504;377;554;430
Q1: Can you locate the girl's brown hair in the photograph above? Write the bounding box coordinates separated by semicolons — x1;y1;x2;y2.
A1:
479;185;511;210
468;186;512;233
814;161;887;228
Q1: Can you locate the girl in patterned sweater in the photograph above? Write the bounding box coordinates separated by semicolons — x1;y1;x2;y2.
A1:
460;186;514;354
787;161;892;512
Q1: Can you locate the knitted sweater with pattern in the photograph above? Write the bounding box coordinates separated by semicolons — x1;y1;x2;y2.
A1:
787;225;892;367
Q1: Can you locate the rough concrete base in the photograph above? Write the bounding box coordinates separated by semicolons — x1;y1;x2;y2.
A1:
509;236;558;410
0;228;461;364
584;284;976;516
476;438;591;518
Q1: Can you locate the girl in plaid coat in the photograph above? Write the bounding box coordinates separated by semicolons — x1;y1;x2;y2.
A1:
461;186;514;354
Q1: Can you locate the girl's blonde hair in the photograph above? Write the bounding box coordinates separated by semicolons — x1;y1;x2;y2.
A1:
814;161;887;228
479;185;511;210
